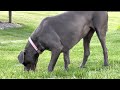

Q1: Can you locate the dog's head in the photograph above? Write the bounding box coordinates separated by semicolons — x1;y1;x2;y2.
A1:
18;50;39;71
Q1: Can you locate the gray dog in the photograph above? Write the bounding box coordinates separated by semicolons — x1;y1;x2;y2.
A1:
18;11;108;72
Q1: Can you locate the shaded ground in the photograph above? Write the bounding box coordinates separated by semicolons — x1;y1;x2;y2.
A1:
0;22;22;30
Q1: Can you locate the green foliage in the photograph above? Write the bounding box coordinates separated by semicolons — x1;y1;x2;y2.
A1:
0;11;120;79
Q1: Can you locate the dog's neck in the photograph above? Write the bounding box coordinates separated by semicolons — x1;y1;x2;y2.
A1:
29;36;44;53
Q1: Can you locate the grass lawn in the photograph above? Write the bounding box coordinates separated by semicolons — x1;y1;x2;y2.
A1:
0;11;120;79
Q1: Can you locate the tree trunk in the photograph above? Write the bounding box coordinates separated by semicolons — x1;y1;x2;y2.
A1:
9;11;12;23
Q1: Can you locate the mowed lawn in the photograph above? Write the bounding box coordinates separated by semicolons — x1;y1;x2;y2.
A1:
0;11;120;79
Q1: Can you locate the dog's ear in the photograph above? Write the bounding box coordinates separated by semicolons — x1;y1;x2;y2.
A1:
18;51;25;64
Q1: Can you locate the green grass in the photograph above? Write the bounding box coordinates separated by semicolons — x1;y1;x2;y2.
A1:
0;11;120;79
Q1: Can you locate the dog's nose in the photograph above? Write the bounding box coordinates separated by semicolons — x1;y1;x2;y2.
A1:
24;67;30;72
30;65;36;71
24;64;36;72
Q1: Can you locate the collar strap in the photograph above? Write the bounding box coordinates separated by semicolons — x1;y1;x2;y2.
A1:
28;37;40;53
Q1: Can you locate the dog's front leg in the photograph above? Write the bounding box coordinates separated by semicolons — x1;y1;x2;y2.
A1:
48;49;62;72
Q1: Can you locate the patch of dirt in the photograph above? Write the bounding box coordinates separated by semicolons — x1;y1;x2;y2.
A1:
0;22;22;30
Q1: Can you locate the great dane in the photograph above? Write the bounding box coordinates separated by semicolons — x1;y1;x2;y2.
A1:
18;11;108;72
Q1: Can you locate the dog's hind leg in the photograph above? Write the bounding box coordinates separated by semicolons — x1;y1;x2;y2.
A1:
80;29;95;68
96;25;108;66
63;50;70;70
92;12;108;66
